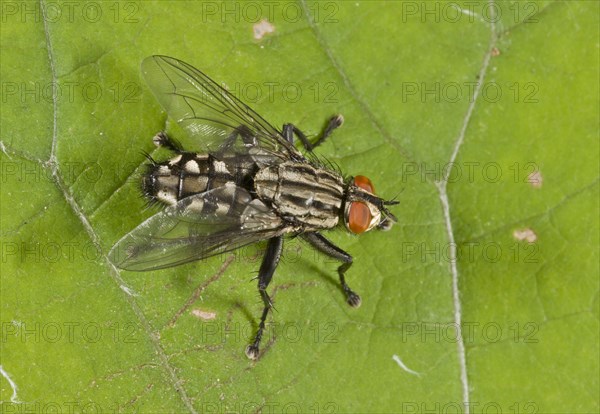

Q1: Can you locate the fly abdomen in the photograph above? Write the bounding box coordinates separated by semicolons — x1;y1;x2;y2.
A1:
143;153;247;206
142;152;260;207
254;161;344;230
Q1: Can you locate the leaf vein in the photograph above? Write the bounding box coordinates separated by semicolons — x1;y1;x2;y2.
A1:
39;3;199;410
435;1;499;411
299;0;414;163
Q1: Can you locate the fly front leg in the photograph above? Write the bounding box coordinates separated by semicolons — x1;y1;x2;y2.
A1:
246;236;284;360
300;232;361;308
283;114;344;151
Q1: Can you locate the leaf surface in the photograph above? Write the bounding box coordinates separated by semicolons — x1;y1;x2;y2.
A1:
1;1;598;412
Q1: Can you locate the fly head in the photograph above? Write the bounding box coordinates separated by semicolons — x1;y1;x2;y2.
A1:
343;175;398;234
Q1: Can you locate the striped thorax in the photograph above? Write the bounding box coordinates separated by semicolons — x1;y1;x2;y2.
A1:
254;161;345;231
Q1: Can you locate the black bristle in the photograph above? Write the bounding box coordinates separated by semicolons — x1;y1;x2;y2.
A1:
141;150;157;166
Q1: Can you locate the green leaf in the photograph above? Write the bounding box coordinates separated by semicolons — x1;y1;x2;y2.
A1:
1;1;597;412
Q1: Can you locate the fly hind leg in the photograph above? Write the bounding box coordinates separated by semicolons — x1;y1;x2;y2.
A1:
301;232;361;307
246;236;284;360
283;114;344;151
152;131;184;153
220;125;256;151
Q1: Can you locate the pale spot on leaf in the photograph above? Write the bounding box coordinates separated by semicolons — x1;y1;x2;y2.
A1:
253;19;275;40
528;170;543;188
513;228;537;243
192;309;217;321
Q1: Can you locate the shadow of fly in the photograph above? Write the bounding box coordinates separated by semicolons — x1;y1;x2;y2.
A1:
109;56;398;359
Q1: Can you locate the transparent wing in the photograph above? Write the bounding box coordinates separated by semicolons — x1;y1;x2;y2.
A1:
141;55;300;160
108;185;287;271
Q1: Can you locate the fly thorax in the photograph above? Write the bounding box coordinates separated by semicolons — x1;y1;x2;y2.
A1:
254;162;345;230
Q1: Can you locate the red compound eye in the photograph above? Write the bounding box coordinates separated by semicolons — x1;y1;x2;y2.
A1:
348;176;375;234
354;175;374;193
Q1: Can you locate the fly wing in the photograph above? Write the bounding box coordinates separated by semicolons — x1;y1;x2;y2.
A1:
108;184;287;271
141;55;301;161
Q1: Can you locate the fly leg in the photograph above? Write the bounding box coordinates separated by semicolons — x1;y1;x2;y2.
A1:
300;232;361;307
246;236;284;360
152;132;184;153
221;125;256;150
282;115;344;151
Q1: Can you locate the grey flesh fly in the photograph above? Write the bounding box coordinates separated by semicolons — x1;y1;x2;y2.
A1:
109;56;398;360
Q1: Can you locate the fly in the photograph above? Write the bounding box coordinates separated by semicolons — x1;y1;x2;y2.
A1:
109;55;398;360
